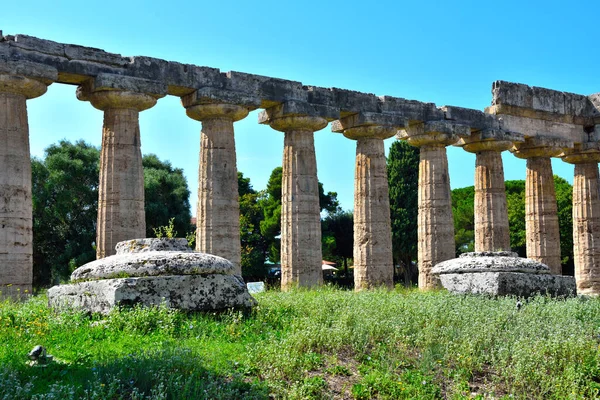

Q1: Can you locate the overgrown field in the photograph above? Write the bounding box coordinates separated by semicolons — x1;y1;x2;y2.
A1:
1;288;600;399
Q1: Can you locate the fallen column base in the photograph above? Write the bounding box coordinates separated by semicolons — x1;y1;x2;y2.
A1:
438;272;575;297
432;251;576;297
48;274;256;314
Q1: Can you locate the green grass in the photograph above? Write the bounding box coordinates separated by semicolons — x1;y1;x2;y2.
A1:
1;287;600;399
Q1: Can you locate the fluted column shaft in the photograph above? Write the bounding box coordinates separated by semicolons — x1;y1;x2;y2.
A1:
97;108;145;258
0;74;49;296
281;128;323;289
474;151;510;252
525;157;562;273
185;104;248;275
354;137;394;289
572;162;600;294
86;91;157;258
418;145;455;289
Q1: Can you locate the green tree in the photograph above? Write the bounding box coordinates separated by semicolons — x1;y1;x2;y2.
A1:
143;154;192;238
32;140;100;288
259;166;340;263
321;210;353;275
238;172;268;279
32;141;193;288
506;180;526;257
387;140;419;285
451;186;475;255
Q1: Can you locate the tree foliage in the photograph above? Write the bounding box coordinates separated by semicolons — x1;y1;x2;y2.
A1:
321;210;353;275
143;154;192;238
32;140;100;288
32;141;192;288
238;172;268;279
387;140;419;285
451;186;475;255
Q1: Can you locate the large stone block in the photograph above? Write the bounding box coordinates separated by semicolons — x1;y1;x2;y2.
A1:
432;252;576;297
437;272;575;297
47;274;256;314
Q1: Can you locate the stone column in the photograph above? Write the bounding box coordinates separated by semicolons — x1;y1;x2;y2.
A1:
78;75;165;258
562;144;600;295
184;104;249;275
259;103;328;290
460;130;523;252
399;121;468;290
331;113;406;290
0;62;56;296
512;138;570;274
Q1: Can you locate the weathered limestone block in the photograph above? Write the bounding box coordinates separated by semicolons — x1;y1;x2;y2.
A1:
512;137;572;274
459;129;524;252
78;81;164;259
260;104;327;290
184;102;251;275
332;113;407;289
432;252;576;297
562;143;600;295
398;121;469;290
48;274;255;314
47;238;255;313
0;63;56;297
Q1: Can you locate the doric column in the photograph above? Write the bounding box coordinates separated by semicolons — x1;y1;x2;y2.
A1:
512;137;571;274
332;112;407;290
399;121;469;290
78;74;166;258
562;143;600;295
0;61;57;296
259;101;330;290
184;103;250;274
460;129;524;252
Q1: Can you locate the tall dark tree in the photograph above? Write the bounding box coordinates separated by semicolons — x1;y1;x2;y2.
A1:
32;141;193;288
321;210;353;275
387;140;419;285
238;172;268;279
143;154;192;238
32;140;100;288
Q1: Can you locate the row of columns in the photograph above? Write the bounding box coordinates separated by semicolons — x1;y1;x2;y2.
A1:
3;67;600;295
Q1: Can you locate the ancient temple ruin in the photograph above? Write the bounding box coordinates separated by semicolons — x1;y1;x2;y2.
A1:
1;31;600;296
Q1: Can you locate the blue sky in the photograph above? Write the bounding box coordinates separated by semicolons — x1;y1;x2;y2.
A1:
3;0;599;213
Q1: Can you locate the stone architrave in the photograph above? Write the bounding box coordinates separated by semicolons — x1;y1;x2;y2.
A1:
0;62;57;297
259;102;329;290
77;74;166;258
562;142;600;295
459;129;524;252
398;121;469;290
332;112;407;290
512;137;571;274
184;103;250;275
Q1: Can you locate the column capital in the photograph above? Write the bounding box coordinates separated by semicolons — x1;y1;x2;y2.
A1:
561;142;600;164
186;103;249;122
459;128;524;153
397;120;469;148
331;111;407;140
77;73;166;111
259;101;331;132
0;61;57;99
511;137;573;159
